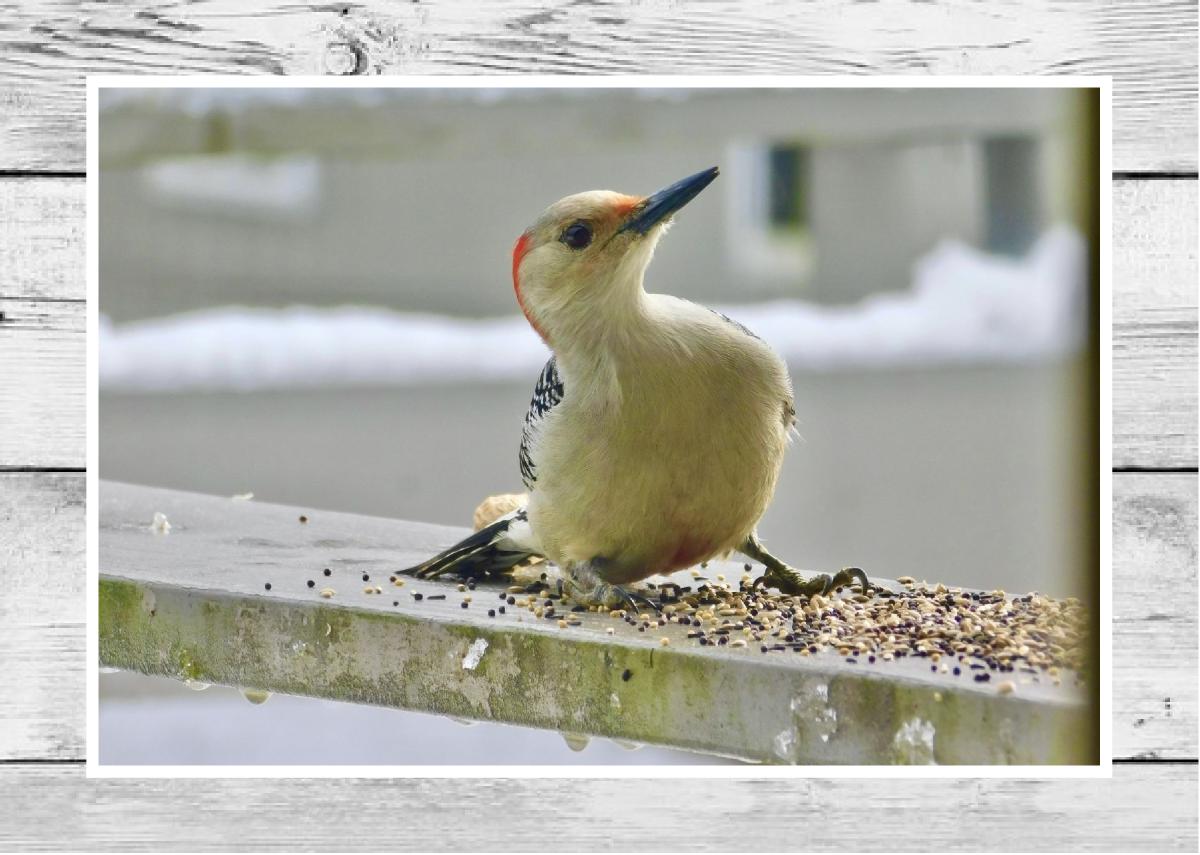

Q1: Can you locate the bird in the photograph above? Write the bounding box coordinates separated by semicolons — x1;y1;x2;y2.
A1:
403;166;868;608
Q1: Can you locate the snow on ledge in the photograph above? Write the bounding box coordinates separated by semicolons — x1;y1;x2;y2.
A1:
100;227;1086;393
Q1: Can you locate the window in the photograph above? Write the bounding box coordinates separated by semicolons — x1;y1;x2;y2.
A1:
981;136;1043;256
725;141;815;285
766;144;808;230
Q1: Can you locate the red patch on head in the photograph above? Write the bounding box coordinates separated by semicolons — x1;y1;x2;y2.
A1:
512;232;549;344
612;194;643;217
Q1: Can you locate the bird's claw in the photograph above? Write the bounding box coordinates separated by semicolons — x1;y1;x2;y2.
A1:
577;582;659;613
622;588;661;614
756;565;870;598
559;564;659;612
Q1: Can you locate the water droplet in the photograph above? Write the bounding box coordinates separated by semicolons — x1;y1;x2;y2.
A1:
891;717;937;765
99;666;121;675
561;732;589;752
183;679;210;692
773;728;797;761
791;682;837;743
242;689;271;705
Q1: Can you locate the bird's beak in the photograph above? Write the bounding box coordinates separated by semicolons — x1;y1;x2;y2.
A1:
619;166;719;235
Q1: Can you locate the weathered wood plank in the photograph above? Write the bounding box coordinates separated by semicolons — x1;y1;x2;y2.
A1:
0;177;82;302
0;473;84;760
0;0;1195;172
1113;179;1199;469
0;299;84;469
0;762;1194;852
3;471;1190;762
0;178;1195;469
98;481;1094;765
1112;473;1199;759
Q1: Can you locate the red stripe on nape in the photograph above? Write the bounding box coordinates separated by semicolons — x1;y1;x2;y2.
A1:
511;232;549;344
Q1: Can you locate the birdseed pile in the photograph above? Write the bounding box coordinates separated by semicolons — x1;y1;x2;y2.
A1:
485;566;1090;689
460;494;1088;684
280;509;1089;691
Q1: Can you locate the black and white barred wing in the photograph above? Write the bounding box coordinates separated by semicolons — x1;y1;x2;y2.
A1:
518;356;564;491
400;506;539;580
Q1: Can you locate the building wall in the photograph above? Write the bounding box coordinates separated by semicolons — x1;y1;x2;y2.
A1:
99;88;1069;322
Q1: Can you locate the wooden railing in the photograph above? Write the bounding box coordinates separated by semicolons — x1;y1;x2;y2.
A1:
99;480;1090;764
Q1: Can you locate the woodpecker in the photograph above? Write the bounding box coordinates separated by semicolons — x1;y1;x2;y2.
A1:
404;167;868;608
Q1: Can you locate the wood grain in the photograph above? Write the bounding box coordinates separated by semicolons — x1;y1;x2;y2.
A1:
1112;473;1198;759
0;299;84;469
0;762;1193;852
0;5;1195;839
0;473;84;761
3;472;1193;762
0;177;82;302
1114;179;1199;469
0;178;1195;470
0;0;1195;173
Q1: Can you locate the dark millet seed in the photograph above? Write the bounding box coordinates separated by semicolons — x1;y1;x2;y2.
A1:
488;609;496;617
264;583;271;591
362;573;370;582
306;580;315;588
621;669;632;681
412;592;423;601
460;601;469;609
299;515;308;523
323;568;332;577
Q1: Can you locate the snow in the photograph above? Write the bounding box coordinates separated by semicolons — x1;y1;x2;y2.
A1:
100;227;1085;393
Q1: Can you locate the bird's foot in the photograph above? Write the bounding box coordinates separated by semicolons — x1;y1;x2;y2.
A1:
755;564;870;598
560;560;659;612
738;533;870;599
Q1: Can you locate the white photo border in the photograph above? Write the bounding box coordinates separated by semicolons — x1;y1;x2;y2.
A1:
86;74;1113;779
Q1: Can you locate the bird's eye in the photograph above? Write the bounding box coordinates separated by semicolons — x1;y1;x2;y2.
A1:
560;222;593;250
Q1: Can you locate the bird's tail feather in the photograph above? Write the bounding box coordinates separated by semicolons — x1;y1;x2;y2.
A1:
402;508;539;580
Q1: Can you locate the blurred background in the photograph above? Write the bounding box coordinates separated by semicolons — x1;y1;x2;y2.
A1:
98;86;1097;764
